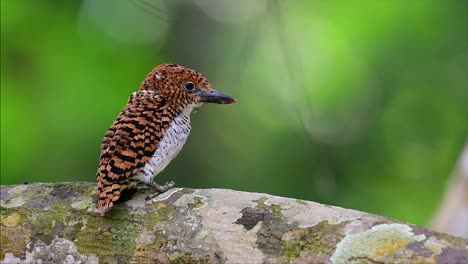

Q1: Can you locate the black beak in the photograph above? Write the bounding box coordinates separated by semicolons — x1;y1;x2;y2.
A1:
198;89;236;104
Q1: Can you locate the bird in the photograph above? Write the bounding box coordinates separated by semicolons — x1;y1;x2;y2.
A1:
96;63;236;215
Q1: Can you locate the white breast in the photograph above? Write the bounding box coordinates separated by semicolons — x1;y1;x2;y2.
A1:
136;106;194;183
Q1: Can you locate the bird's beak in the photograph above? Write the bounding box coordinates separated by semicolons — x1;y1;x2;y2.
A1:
198;89;236;104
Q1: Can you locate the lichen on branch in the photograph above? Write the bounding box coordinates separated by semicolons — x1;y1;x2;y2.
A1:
1;182;467;263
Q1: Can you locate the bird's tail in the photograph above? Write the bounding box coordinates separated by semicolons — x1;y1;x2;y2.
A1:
97;179;121;215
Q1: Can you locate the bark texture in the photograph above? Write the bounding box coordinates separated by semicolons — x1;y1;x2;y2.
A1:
1;182;467;264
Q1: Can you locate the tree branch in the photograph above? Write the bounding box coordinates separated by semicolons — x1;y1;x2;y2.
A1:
1;182;467;263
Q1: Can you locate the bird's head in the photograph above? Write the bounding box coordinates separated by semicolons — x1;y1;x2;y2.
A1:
140;63;236;107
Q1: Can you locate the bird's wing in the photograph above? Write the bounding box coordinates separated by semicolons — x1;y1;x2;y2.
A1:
96;91;180;213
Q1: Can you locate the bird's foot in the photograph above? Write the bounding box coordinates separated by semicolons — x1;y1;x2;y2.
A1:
135;183;150;191
148;180;175;192
144;181;176;201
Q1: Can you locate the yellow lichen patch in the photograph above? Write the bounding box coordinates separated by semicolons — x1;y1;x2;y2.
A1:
331;223;426;264
411;255;436;264
155;202;168;210
1;212;20;227
0;222;31;260
374;235;409;257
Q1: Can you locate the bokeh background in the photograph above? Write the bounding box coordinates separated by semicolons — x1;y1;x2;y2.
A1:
1;0;467;231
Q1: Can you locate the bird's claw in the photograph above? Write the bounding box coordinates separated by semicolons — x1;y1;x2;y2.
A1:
145;193;159;201
144;180;176;201
164;181;176;190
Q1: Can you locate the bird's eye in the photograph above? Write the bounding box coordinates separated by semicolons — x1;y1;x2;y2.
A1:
184;82;196;92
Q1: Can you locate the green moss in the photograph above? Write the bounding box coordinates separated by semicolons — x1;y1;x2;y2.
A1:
109;210;140;254
29;201;72;244
168;252;185;262
281;241;302;259
187;196;206;210
144;202;176;230
295;199;308;206
0;208;16;219
74;209;140;262
253;197;269;208
281;221;348;260
128;201;179;261
168;252;210;264
132;229;169;262
253;197;283;218
271;204;284;218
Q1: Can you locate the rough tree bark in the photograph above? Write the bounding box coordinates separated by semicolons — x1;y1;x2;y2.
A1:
1;182;467;264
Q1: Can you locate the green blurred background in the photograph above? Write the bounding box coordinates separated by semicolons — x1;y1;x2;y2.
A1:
1;0;467;228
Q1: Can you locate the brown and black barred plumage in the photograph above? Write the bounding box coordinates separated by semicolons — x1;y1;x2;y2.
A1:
97;64;235;214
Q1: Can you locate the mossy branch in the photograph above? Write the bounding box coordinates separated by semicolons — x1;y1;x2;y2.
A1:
1;182;467;263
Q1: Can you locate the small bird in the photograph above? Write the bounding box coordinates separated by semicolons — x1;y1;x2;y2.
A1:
96;63;236;214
